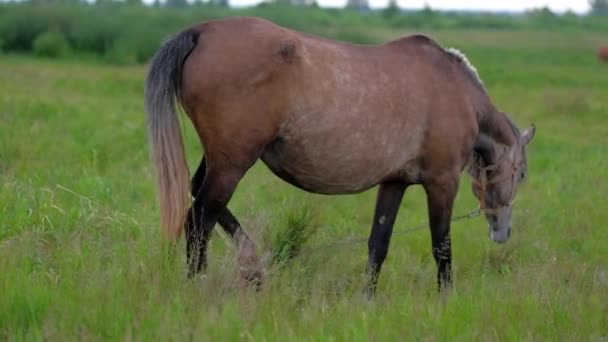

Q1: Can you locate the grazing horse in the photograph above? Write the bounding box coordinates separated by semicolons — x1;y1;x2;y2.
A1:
598;46;608;63
145;17;535;294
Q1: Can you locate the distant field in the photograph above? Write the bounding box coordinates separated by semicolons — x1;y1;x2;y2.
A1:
1;28;607;340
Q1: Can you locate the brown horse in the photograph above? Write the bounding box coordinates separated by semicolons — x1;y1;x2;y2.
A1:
598;46;608;63
145;17;535;294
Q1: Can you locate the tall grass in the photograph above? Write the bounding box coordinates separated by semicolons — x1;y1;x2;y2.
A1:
267;203;318;269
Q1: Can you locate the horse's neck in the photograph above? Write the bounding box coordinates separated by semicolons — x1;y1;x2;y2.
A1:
478;110;517;148
467;86;515;147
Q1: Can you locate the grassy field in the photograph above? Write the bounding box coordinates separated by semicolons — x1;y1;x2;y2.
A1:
1;27;607;340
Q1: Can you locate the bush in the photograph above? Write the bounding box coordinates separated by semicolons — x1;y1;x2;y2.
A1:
333;28;377;44
32;31;70;58
105;38;138;64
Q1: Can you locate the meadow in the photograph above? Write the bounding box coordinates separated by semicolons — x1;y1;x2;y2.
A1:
1;16;608;340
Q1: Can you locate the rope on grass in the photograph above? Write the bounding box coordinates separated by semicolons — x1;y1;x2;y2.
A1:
298;207;482;255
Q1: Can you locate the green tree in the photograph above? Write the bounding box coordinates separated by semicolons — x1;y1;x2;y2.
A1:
166;0;189;7
94;0;120;4
209;0;229;6
346;0;369;11
382;0;399;18
27;0;85;3
590;0;608;15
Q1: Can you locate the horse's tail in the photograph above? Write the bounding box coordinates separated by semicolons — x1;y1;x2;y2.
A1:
145;30;198;240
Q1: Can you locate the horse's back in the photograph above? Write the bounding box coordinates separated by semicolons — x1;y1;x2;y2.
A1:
182;17;454;105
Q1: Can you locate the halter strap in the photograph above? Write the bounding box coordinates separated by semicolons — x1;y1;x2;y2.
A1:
471;150;518;215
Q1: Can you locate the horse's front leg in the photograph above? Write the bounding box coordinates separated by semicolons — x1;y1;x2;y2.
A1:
423;177;459;291
365;182;407;298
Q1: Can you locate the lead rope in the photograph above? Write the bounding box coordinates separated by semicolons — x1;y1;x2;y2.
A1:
295;152;522;256
295;206;481;256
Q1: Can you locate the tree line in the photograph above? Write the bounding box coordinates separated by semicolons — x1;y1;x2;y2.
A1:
0;1;606;64
23;0;608;14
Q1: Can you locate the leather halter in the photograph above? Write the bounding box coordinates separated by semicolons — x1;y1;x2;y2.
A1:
471;151;518;215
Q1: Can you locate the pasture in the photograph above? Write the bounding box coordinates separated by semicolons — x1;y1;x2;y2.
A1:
1;27;607;340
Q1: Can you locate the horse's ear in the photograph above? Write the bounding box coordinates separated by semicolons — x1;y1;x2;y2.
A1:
521;124;536;145
474;133;496;165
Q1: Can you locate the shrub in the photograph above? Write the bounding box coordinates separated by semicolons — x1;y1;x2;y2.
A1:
32;31;70;58
333;28;377;44
105;38;138;64
104;26;166;64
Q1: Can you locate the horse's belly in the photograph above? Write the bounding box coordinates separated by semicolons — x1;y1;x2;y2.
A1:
260;128;421;195
261;148;384;194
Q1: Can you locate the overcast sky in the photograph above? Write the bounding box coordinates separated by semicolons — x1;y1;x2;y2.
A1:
142;0;590;13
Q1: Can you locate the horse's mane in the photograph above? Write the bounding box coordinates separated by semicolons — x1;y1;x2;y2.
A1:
502;112;521;137
443;48;486;93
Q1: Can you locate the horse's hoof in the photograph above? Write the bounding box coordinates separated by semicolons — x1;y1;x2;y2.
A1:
363;284;377;301
238;267;264;291
235;236;263;290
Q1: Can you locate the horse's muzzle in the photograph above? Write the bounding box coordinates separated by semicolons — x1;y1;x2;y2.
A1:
490;225;511;243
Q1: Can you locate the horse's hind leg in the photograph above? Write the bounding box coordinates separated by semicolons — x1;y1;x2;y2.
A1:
185;156;262;285
365;182;407;298
216;210;263;288
187;156;254;244
186;162;242;277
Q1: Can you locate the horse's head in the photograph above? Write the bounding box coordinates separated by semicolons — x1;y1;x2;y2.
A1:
470;124;536;243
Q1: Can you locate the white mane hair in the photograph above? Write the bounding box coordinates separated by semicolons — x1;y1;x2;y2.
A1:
444;47;484;87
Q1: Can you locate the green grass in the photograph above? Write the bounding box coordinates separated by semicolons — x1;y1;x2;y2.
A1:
1;27;608;340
